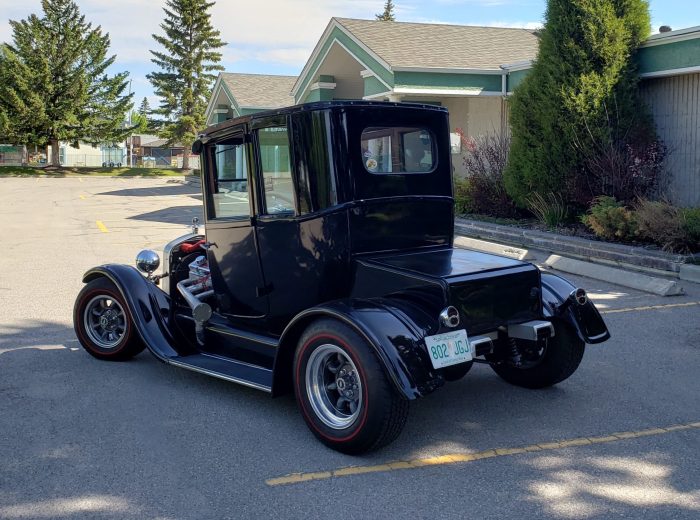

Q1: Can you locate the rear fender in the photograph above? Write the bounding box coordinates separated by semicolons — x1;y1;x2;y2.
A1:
540;272;611;344
82;265;189;360
273;299;442;399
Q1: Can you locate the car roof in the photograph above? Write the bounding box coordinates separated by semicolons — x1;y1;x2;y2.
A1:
197;100;448;141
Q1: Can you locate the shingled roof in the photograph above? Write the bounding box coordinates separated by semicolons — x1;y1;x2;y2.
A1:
334;18;539;70
221;73;296;108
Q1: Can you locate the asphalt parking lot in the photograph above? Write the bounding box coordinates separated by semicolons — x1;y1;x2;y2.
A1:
1;177;699;519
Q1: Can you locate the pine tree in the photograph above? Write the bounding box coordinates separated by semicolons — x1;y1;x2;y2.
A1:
148;0;225;170
138;97;151;118
0;0;132;166
376;0;396;21
504;0;655;207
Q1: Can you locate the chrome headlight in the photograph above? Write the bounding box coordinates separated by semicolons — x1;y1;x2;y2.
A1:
136;249;161;275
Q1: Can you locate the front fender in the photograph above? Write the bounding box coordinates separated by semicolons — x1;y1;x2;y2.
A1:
540;272;611;344
82;265;189;360
274;299;442;400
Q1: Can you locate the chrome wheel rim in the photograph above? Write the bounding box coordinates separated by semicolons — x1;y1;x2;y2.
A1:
305;344;362;430
83;295;127;349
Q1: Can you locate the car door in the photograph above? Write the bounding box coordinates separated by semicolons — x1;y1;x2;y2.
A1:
202;127;268;319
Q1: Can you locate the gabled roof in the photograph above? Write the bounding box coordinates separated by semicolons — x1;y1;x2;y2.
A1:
220;73;297;108
334;18;540;71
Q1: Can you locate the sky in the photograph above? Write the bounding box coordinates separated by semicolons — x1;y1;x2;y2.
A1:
1;0;699;109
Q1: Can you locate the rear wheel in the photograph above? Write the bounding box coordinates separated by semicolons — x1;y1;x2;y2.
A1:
73;277;144;361
294;319;409;454
491;322;585;389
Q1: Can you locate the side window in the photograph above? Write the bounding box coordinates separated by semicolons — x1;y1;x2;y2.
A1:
258;126;294;214
209;138;250;219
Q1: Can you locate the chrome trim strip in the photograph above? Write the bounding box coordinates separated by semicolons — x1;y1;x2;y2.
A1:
200;352;273;373
167;359;272;393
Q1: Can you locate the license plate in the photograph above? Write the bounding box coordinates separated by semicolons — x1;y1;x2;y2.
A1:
424;329;472;369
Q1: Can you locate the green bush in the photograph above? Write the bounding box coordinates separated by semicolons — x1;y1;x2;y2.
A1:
682;208;700;244
581;196;637;241
453;177;473;214
504;0;656;208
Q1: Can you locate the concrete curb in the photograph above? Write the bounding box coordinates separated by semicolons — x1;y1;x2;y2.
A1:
456;218;697;274
454;236;534;260
679;264;700;284
545;255;685;296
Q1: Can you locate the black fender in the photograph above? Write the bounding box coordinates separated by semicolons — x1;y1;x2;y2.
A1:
82;265;189;360
273;298;442;400
540;272;611;344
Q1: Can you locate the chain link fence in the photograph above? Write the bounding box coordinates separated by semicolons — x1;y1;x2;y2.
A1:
0;145;199;169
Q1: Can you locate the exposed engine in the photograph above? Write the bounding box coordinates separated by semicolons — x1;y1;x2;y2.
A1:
175;242;213;345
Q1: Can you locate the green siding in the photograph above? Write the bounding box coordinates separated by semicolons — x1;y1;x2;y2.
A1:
637;39;700;75
394;71;502;92
295;26;394;103
507;69;529;92
319;75;335;83
303;90;322;103
240;107;266;116
364;76;388;97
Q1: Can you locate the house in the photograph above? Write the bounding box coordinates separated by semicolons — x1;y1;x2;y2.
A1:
205;18;700;206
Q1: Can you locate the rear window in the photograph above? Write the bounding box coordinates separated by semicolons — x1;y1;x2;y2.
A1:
361;127;435;174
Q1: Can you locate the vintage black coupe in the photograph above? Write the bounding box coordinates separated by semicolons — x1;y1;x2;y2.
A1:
74;101;610;454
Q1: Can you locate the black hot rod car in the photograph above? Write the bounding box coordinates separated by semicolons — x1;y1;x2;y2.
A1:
74;101;610;454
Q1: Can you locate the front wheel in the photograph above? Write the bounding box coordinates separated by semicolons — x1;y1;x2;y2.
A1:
294;319;409;454
73;277;145;361
491;322;585;389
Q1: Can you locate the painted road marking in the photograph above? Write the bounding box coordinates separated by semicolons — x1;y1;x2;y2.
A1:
601;302;700;314
96;220;109;233
266;421;700;487
79;194;87;200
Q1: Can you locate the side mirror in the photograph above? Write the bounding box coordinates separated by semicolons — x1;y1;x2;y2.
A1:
192;140;202;154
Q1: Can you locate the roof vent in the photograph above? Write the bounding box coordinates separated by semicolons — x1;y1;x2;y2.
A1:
659;25;673;33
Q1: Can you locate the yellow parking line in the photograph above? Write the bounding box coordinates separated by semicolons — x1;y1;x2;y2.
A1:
79;194;87;200
265;421;700;487
96;220;109;233
601;302;700;314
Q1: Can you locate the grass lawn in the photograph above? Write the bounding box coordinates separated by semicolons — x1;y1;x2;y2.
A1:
0;166;198;177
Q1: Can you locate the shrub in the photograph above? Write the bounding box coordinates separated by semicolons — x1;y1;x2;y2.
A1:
455;130;518;218
682;208;700;244
581;196;637;241
453;177;473;214
526;192;568;228
504;0;656;208
635;199;700;253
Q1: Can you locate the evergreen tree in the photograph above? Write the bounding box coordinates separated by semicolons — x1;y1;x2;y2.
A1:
0;0;132;166
138;97;151;119
504;0;655;207
376;0;396;21
148;0;225;170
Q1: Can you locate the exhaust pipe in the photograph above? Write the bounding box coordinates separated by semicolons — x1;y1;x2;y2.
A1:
177;277;213;345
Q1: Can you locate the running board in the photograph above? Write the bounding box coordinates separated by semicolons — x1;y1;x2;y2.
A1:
168;353;273;393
